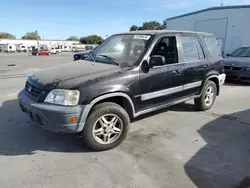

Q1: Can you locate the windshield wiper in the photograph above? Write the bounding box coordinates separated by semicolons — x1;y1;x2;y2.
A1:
98;54;121;66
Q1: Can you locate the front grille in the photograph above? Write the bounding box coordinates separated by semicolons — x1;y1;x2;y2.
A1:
240;77;250;81
227;76;238;79
25;81;41;98
232;67;242;71
224;66;231;70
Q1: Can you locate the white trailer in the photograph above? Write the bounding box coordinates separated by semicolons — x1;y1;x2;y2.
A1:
72;44;85;52
1;44;16;53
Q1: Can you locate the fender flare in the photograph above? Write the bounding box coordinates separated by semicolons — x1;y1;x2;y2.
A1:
200;74;220;96
89;92;136;116
77;92;136;132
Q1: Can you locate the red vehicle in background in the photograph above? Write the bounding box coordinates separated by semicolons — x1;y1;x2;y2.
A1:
32;47;51;56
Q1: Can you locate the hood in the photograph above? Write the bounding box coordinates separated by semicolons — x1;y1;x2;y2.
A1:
29;60;121;89
224;57;250;67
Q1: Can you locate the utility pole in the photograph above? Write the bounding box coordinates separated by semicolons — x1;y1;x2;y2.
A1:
220;0;224;6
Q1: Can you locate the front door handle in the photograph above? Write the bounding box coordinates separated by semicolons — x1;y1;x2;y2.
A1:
204;64;209;68
173;70;181;75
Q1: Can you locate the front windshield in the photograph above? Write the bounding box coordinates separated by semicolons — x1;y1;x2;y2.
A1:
231;47;250;57
85;34;152;66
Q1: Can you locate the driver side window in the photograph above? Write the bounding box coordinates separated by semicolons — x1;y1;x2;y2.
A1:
150;36;178;65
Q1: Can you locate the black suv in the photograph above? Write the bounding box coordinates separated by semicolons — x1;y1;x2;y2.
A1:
18;30;226;151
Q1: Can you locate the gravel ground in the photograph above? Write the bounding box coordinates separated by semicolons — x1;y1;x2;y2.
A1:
0;54;250;188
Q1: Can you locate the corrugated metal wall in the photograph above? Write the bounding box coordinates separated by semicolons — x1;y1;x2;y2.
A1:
166;7;250;56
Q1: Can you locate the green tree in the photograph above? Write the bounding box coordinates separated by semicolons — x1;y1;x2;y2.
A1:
129;21;165;31
22;31;41;40
80;35;104;44
66;36;80;41
130;25;139;31
0;32;16;39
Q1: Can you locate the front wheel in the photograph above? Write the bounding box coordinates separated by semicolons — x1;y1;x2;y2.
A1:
194;80;217;111
82;102;130;151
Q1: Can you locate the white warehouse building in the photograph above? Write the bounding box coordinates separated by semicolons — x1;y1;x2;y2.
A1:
165;5;250;57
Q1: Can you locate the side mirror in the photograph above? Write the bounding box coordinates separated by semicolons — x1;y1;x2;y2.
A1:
148;55;166;68
226;53;231;57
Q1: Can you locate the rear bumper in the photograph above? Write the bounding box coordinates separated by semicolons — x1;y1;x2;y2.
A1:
18;89;89;133
218;73;226;85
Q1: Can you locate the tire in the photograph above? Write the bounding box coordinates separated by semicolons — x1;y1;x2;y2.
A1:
194;80;217;111
82;102;130;151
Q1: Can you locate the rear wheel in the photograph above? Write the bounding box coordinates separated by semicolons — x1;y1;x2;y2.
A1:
194;80;217;111
82;102;130;151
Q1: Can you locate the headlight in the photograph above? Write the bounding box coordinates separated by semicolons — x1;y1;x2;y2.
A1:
44;89;80;106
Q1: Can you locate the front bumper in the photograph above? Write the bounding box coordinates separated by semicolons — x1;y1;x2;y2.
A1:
225;70;250;83
18;89;89;133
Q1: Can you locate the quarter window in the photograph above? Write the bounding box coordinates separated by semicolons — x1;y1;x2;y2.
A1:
181;36;204;62
203;36;221;57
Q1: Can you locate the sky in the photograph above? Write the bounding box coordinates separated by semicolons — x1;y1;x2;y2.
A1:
0;0;250;40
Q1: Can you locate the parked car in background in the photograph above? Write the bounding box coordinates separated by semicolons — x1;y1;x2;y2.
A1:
224;46;250;82
18;30;225;151
32;48;51;56
17;45;28;53
50;47;61;54
73;50;91;61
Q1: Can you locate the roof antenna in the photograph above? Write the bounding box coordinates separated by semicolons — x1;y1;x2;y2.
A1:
220;0;224;6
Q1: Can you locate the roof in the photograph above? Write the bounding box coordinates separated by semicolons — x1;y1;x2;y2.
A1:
116;30;213;36
166;5;250;21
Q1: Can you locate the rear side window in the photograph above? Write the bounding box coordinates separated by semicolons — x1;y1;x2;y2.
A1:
181;36;204;62
203;36;221;57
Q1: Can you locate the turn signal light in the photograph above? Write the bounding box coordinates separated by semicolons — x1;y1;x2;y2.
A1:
69;116;78;123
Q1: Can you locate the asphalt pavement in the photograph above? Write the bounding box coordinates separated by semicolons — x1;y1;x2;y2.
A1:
0;53;250;188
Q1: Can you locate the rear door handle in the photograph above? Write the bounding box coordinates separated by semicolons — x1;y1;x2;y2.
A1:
173;70;181;75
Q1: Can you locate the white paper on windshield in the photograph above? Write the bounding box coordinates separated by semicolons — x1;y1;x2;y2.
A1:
133;35;151;40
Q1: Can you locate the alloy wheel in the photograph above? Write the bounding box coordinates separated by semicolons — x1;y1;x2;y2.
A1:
92;114;123;144
204;86;215;106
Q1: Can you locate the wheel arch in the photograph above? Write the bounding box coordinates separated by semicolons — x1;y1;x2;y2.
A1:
203;75;220;96
85;92;135;120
